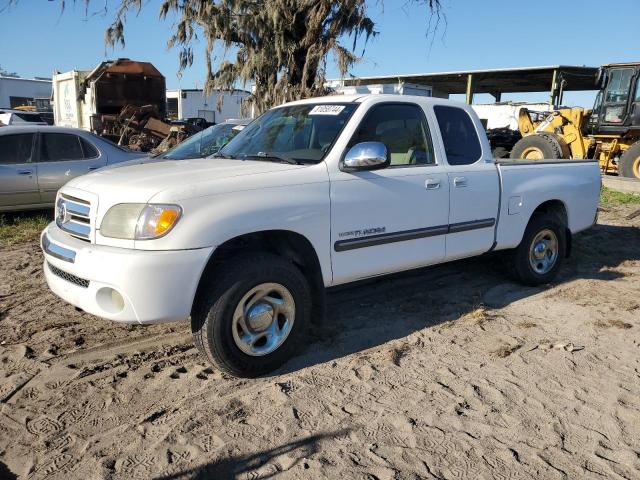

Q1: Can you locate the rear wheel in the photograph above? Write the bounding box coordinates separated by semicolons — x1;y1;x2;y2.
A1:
512;213;566;286
191;253;311;377
619;141;640;179
510;133;565;160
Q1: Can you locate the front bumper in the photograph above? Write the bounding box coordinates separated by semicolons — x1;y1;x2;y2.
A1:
41;222;213;324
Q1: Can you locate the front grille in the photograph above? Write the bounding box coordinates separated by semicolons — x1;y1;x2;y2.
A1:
57;194;92;242
48;262;90;288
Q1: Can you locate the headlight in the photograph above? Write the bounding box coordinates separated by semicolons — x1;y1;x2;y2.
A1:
100;203;182;240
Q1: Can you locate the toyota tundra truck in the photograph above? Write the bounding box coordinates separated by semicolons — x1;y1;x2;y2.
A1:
41;95;601;377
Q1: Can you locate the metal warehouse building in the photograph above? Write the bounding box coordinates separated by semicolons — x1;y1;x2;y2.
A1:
0;76;52;109
330;65;599;107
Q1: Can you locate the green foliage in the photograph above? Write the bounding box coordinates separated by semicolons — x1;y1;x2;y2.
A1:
0;213;50;247
96;0;440;114
600;187;640;206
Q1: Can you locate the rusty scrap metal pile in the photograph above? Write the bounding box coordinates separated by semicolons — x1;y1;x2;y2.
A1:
100;104;202;154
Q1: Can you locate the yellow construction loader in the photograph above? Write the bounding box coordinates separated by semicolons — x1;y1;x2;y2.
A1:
510;62;640;179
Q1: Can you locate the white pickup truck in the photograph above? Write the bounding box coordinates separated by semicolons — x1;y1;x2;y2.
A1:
41;95;601;377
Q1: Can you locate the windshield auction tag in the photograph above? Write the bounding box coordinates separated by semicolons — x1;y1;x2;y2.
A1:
309;105;346;115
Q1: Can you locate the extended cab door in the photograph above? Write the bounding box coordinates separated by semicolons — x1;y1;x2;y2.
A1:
0;132;40;209
329;102;449;284
432;105;499;260
35;132;106;204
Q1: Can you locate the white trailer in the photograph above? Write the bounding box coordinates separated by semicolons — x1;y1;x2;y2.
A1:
472;102;552;130
52;70;88;129
166;89;250;123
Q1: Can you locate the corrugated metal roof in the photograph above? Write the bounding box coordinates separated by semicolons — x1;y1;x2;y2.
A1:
330;65;599;94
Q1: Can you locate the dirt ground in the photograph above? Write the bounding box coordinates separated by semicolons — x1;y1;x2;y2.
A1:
1;202;639;480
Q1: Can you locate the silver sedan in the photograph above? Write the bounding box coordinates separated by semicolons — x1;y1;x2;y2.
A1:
0;126;145;212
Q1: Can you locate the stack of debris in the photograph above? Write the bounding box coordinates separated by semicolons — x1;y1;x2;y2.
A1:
101;104;202;153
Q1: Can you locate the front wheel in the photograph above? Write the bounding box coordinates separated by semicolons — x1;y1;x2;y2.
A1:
512;214;566;286
191;253;312;377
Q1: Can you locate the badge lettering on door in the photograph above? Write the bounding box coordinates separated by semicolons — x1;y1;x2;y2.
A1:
338;227;386;238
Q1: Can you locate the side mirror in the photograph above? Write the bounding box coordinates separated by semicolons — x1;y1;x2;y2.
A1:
341;142;390;172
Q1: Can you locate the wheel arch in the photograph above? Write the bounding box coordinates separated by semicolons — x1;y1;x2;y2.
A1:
193;229;326;323
528;199;572;257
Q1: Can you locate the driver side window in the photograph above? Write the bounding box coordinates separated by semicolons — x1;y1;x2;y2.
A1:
350;103;435;166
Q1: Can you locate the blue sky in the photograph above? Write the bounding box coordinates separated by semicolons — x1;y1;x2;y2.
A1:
1;0;638;106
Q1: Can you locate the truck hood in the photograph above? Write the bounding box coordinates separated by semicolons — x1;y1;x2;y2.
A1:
64;157;307;209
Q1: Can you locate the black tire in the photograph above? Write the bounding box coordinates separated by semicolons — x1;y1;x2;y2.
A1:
619;141;640;179
191;253;312;377
512;213;566;286
510;133;565;160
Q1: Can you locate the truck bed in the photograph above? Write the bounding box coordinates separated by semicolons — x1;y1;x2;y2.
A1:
493;159;601;251
495;159;599;166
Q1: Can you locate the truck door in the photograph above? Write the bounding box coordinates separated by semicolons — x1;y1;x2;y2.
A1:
35;132;106;204
329;102;449;284
0;132;40;209
432;105;499;260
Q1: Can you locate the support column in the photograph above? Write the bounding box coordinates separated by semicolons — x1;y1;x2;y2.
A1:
549;69;559;107
493;92;502;102
465;74;474;105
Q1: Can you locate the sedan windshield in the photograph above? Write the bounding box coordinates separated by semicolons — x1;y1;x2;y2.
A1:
219;103;358;163
162;123;237;160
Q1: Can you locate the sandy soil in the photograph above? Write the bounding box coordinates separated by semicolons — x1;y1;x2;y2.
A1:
1;203;639;480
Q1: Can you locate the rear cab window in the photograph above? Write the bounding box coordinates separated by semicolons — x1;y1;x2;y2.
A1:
80;138;100;158
40;133;85;161
433;105;482;166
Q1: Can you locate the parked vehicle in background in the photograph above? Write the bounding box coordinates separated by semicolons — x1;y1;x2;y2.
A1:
510;62;640;179
0;126;145;211
185;117;212;129
0;109;48;126
14;103;55;125
41;95;600;377
52;59;166;140
160;119;251;160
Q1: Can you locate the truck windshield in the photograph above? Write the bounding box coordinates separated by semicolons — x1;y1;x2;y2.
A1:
219;103;358;163
162;123;237;160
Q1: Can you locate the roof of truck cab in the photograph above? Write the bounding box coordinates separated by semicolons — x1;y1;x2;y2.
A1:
282;95;364;106
281;94;466;107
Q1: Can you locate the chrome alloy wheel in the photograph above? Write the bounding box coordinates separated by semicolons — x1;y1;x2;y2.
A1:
231;283;295;356
529;229;559;275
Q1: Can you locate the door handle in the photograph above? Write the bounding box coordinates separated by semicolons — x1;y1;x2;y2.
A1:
17;169;33;175
453;176;468;187
425;179;441;190
87;166;100;171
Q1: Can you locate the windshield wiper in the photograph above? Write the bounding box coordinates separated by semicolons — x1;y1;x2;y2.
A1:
209;151;234;159
245;152;300;165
